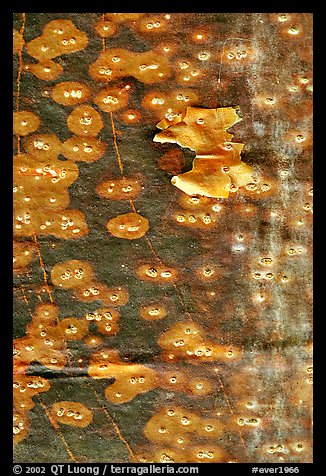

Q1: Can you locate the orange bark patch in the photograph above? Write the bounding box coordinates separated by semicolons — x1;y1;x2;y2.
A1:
136;15;171;35
107;212;149;240
67;105;104;137
135;264;178;284
57;318;89;340
62;136;106;162
24;60;63;81
94;19;117;37
143;406;227;461
86;307;120;336
51;401;93;428
26;19;88;61
158;370;188;392
50;259;94;289
84;335;104;348
104;13;146;23
14;186;70;212
139;304;167;321
158;321;242;364
142;88;199;124
14;152;78;187
73;282;129;306
33;302;59;324
88;349;157;404
13;411;30;445
14;209;88;239
14;328;67;374
104;364;157;404
23;133;62;160
89;47;172;84
119;108;142;125
13;240;37;273
93;86;130;113
187;445;228;462
13;111;41;136
14;374;50;393
51;81;91;106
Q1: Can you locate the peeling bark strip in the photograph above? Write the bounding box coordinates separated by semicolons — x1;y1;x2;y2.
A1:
13;13;312;463
153;106;254;198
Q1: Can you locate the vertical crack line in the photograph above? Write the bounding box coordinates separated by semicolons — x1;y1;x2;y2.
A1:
101;13;106;52
129;198;137;214
16;12;26;154
16;12;26;111
86;379;135;461
19;285;34;320
144;236;163;265
20;285;29;305
214;369;249;459
109;111;124;175
38;398;78;463
173;284;195;324
33;234;54;304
